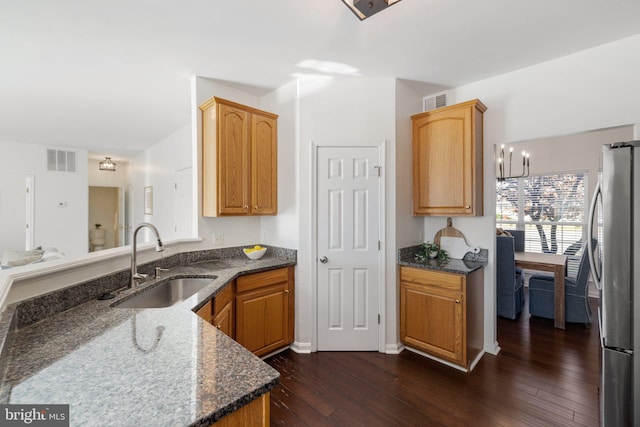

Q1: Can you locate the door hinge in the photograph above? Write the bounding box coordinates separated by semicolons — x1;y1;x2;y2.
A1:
374;166;381;177
378;314;381;324
378;240;381;250
174;182;178;190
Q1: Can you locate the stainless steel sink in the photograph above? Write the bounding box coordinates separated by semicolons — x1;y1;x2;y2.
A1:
114;277;215;308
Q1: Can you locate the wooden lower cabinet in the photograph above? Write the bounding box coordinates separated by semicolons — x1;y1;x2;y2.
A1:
210;392;270;427
212;284;235;337
196;266;294;358
400;266;484;370
196;300;213;324
235;267;294;357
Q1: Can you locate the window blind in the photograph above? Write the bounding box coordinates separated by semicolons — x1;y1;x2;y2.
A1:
497;172;587;277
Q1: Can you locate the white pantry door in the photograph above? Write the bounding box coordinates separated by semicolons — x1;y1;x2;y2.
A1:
317;146;381;351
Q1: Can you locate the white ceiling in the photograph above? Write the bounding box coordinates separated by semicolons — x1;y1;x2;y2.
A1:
2;0;639;159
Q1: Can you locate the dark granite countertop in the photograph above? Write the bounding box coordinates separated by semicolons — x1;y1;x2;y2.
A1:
398;245;487;275
0;250;295;426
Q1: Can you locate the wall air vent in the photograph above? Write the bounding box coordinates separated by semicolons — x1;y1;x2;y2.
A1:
423;92;448;112
47;149;77;172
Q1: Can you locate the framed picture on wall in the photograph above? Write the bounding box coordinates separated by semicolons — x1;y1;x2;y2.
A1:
144;186;153;215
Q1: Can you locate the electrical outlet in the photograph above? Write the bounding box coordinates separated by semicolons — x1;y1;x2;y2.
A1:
213;233;224;246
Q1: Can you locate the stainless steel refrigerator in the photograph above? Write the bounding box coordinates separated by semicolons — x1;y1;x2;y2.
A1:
588;140;640;427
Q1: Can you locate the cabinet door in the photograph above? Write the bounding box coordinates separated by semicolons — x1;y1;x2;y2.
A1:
236;282;289;357
196;300;213;324
212;284;235;338
213;300;234;338
412;100;484;216
401;281;464;365
218;102;251;215
251;113;277;215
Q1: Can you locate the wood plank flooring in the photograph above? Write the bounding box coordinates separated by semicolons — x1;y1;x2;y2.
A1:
266;296;600;426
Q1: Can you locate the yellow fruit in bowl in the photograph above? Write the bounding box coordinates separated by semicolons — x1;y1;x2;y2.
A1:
244;245;267;259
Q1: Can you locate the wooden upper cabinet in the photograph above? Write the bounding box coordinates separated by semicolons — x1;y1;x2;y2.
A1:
411;99;486;216
200;97;278;217
251;113;277;215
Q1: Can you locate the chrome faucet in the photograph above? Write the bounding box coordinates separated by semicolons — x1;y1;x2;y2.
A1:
130;223;165;288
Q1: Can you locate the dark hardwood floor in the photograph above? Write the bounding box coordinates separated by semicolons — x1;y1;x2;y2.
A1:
266;295;600;426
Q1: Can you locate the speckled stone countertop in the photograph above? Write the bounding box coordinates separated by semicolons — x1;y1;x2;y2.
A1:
398;245;488;275
0;251;295;426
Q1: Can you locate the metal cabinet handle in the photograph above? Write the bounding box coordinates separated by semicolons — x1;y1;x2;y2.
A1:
244;205;249;210
254;205;259;210
455;299;460;304
319;256;328;264
465;205;470;209
284;289;290;294
216;324;221;329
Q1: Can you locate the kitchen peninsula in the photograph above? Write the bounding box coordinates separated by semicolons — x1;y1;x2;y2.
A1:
0;247;296;426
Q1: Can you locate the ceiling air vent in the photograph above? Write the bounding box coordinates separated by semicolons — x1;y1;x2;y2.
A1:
423;92;448;112
47;149;77;172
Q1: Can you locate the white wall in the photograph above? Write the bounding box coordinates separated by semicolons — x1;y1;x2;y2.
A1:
260;80;300;250
504;126;633;202
130;124;192;243
295;76;397;351
191;77;263;249
0;140;88;257
391;79;436;350
426;33;640;354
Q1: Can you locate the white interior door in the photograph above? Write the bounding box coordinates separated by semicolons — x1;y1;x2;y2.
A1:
0;174;32;253
317;146;381;351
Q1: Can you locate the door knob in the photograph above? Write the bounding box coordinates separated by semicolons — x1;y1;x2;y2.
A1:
319;256;328;264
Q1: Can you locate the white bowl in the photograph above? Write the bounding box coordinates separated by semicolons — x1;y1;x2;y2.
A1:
243;247;267;260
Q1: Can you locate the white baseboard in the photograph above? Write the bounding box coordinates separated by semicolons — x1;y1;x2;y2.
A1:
289;341;312;354
485;340;501;355
384;342;404;354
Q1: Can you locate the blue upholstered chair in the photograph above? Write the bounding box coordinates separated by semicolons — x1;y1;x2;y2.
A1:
496;235;525;319
528;239;596;325
505;229;525;252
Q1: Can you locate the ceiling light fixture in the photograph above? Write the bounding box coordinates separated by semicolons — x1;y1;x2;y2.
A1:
342;0;402;20
99;157;116;172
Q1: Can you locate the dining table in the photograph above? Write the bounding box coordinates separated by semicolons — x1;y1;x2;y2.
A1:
514;251;568;329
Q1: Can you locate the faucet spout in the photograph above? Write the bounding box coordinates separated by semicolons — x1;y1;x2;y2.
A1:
130;223;165;289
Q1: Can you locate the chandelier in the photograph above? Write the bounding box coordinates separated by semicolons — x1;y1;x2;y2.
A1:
342;0;403;20
497;145;530;181
99;157;116;172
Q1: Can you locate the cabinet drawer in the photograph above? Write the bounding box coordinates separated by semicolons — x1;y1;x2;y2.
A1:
236;267;289;294
400;267;463;292
214;284;234;314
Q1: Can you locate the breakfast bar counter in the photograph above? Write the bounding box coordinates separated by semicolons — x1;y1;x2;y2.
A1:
0;250;296;426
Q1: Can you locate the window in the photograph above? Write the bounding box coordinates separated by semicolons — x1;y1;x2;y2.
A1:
496;172;587;276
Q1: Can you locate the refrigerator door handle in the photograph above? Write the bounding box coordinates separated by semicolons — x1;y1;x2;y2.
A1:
587;180;602;290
